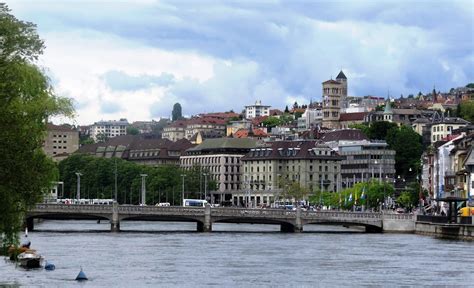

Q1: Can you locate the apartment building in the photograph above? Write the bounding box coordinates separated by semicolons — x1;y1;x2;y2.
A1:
180;138;257;204
239;140;343;207
245;100;271;119
90;119;129;141
43;123;79;161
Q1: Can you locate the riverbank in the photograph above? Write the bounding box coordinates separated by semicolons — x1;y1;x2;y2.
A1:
415;221;474;241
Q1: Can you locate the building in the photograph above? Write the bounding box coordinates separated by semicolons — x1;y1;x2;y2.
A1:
226;119;252;136
162;118;226;142
43;123;79;161
333;140;396;189
239;140;343;207
245;100;271;119
77;135;194;166
364;100;423;126
430;117;470;144
297;107;323;132
339;112;368;129
322;71;347;129
180;138;258;204
162;120;186;141
90;119;129;141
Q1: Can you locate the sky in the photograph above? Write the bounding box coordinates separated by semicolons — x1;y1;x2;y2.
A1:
7;0;474;125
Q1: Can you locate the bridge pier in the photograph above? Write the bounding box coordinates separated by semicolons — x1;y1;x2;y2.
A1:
197;204;212;232
280;223;301;233
365;225;382;233
111;202;120;232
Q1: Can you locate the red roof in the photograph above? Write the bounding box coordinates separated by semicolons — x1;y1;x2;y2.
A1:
339;112;368;121
234;128;268;138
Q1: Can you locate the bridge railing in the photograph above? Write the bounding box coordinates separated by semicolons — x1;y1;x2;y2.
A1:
302;210;382;219
382;212;414;220
213;207;296;218
33;203;112;212
118;205;205;215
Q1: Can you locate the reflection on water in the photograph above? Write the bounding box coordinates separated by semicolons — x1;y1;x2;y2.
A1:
1;220;472;287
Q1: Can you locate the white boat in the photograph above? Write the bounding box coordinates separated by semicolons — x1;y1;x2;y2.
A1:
17;250;43;268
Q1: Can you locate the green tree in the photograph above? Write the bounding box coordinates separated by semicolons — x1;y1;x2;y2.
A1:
284;105;289;113
466;83;474;88
172;102;182;121
369;121;398;140
262;116;281;128
348;123;370;137
386;125;423;177
126;126;139;135
0;4;73;249
458;100;474;123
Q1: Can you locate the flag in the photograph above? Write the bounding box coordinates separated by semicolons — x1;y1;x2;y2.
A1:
349;193;353;202
361;187;366;200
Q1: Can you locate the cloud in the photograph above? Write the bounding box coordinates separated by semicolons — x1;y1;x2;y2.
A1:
7;0;473;124
101;70;175;91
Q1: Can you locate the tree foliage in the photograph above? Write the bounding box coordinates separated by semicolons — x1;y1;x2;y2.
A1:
58;155;217;205
458;100;474;123
172;102;182;121
0;4;73;248
126;126;139;135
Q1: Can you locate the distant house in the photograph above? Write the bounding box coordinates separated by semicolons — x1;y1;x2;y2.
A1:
90;119;129;141
43;123;79;162
245;100;271;119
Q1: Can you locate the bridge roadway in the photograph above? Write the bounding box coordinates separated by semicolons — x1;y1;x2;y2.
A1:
26;203;413;233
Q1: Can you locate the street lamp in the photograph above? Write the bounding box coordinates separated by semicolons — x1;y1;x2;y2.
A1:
75;172;82;203
202;173;208;204
181;174;186;205
140;174;147;206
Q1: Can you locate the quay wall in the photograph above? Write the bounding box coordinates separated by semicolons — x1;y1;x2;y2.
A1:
382;214;415;232
415;222;474;241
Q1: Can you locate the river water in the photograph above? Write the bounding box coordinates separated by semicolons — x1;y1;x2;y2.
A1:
1;220;473;287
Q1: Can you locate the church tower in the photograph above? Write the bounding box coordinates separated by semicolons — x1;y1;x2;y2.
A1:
336;70;348;110
322;70;347;129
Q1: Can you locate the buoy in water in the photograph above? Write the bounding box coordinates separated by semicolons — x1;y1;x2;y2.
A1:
45;261;55;271
76;268;88;281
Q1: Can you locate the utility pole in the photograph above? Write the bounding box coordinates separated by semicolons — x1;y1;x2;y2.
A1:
140;174;147;205
203;173;208;202
114;158;118;203
181;174;186;205
75;172;82;203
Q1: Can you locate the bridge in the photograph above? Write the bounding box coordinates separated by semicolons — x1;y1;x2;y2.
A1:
26;204;414;233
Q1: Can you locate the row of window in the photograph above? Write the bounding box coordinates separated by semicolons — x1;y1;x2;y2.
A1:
52;134;68;138
53;140;67;144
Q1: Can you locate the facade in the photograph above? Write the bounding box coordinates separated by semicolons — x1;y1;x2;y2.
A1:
226;119;252;136
326;140;396;188
322;71;347;129
162;118;226;142
180;138;257;204
239;140;343;207
245;100;271;119
90;119;129;141
43;123;79;161
297;107;323;132
365;101;423;126
430;117;470;144
162;120;186;141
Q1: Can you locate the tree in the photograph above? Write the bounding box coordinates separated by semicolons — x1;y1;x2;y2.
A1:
369;121;398;140
0;4;73;249
466;83;474;88
284;105;289;113
348;123;370;137
386;125;423;177
126;126;139;135
172;103;182;121
458;100;474;123
262;116;281;128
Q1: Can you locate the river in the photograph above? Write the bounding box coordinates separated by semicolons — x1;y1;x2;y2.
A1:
1;220;473;287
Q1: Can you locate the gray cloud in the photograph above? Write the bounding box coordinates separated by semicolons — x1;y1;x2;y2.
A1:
101;70;175;91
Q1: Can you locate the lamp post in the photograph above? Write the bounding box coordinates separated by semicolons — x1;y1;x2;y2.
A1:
75;172;82;203
114;158;118;203
202;173;208;202
181;174;186;205
140;174;147;206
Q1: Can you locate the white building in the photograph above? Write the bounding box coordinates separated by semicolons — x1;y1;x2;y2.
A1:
245;100;271;119
297;108;323;132
90;119;129;141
